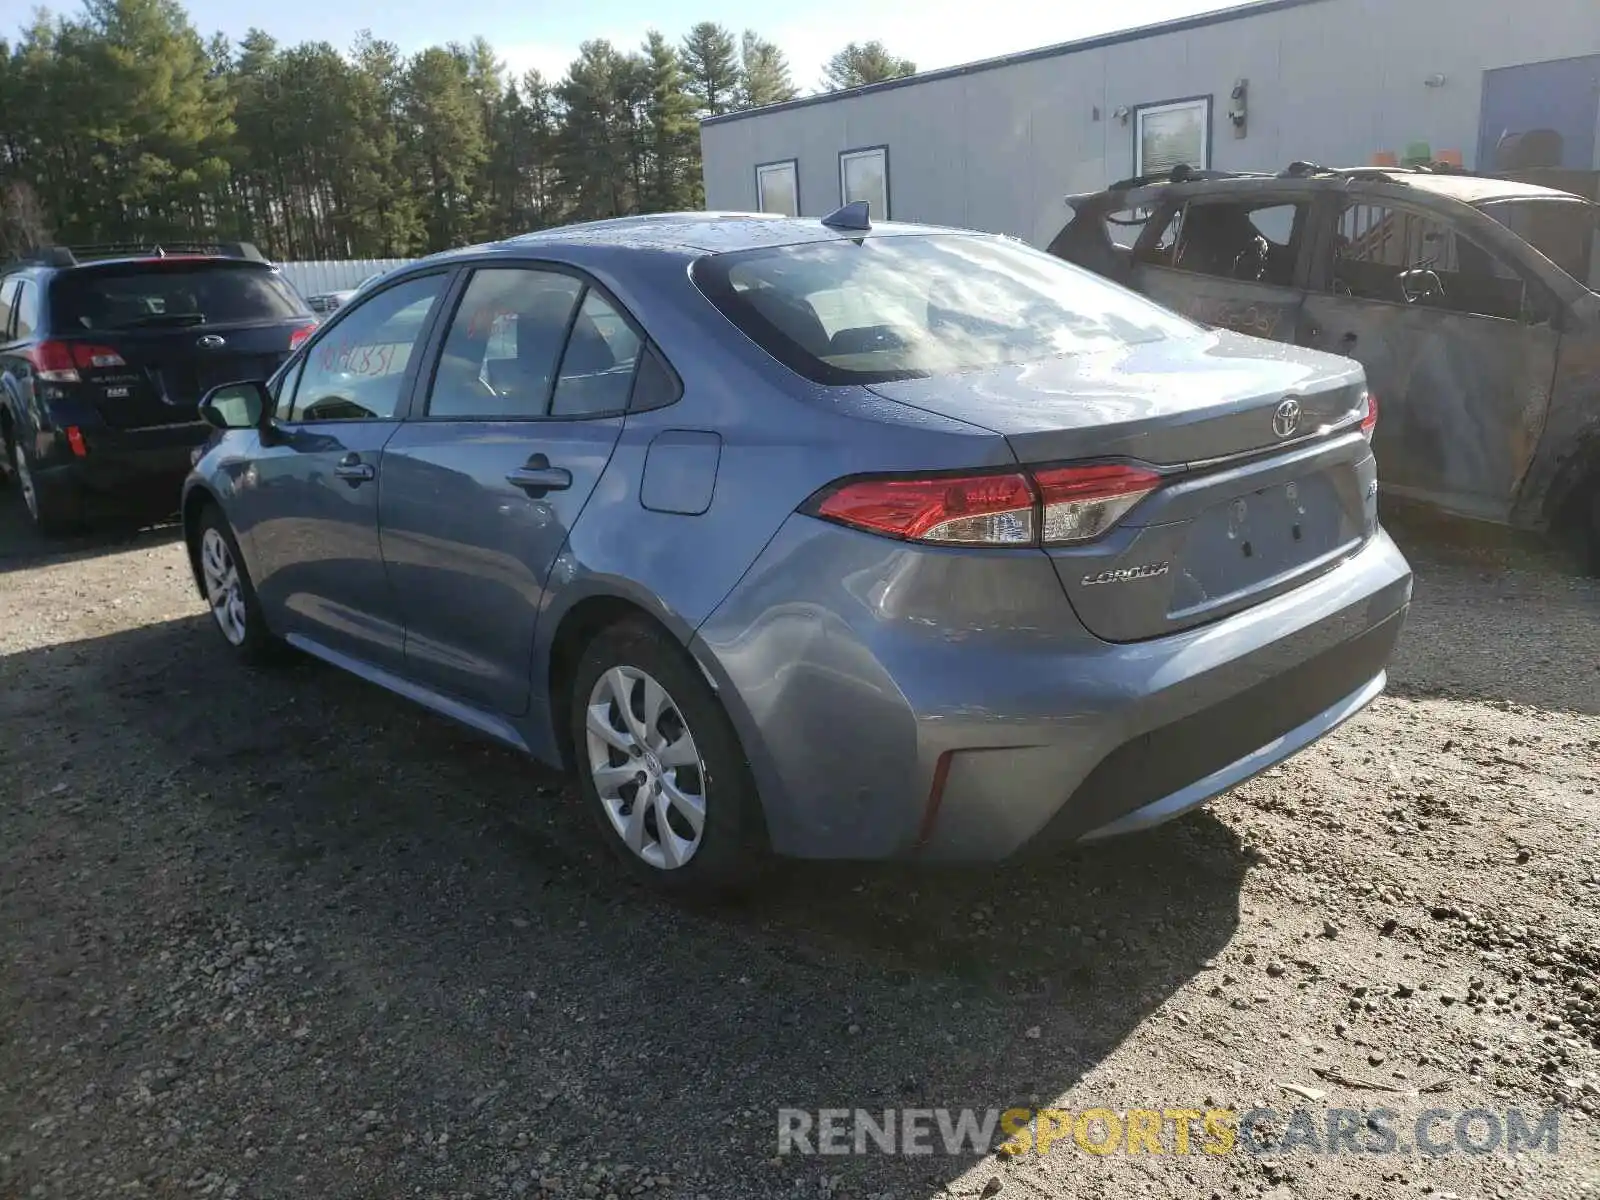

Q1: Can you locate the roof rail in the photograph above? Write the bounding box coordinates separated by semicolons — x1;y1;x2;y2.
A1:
8;240;268;267
1104;163;1274;192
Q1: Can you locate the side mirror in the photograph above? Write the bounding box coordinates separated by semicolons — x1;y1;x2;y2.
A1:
199;380;270;430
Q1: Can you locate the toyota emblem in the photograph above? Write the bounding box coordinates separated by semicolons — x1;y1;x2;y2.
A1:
197;334;227;350
1272;398;1302;439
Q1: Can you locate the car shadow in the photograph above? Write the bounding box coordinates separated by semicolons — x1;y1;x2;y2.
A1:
0;611;1248;1196
0;485;183;574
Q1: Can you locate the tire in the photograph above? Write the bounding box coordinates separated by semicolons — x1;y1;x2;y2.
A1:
194;502;285;665
11;437;83;536
570;618;764;899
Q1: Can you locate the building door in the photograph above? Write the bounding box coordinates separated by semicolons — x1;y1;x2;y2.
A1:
1479;56;1600;170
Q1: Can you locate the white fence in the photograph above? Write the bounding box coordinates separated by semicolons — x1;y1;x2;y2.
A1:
273;258;416;298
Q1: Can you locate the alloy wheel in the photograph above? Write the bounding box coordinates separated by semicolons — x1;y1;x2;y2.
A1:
584;665;707;870
200;526;249;646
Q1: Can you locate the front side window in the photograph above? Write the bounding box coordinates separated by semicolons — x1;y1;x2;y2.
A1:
1135;98;1211;177
1141;199;1309;287
839;147;889;219
693;233;1198;385
756;160;799;218
1476;198;1600;290
1328;202;1538;322
428;268;583;419
290;273;445;422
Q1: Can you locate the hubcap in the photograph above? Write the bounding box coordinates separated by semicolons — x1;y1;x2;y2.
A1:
584;666;707;870
13;443;37;520
200;527;249;646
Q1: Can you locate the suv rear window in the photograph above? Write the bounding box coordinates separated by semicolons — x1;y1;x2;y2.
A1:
50;261;310;331
692;233;1197;384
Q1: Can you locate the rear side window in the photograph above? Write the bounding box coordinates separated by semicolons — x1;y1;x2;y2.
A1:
1139;199;1309;287
693;233;1196;384
12;280;38;338
0;278;18;339
50;262;309;331
428;267;584;419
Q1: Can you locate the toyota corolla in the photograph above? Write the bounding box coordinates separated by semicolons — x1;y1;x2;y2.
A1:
181;206;1413;896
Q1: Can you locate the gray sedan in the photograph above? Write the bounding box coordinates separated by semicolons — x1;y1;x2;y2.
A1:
181;208;1413;896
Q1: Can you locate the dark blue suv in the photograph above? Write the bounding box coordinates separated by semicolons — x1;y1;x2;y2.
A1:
0;242;317;533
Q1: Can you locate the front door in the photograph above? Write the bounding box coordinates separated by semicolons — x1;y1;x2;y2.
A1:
241;271;450;669
1132;194;1315;345
1300;198;1562;522
378;264;643;715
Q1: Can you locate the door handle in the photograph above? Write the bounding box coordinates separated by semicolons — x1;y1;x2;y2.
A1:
506;466;572;493
334;453;375;483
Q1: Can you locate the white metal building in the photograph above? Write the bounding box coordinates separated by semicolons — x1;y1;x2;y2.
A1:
699;0;1600;247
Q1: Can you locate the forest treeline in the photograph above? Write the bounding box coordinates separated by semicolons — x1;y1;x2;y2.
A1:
0;0;917;259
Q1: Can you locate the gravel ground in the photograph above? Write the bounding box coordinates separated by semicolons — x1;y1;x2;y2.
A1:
0;493;1597;1200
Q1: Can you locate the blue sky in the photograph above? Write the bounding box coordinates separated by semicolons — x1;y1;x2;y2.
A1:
2;0;1231;90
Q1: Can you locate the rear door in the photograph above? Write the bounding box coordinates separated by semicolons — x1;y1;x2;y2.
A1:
378;263;648;715
1300;196;1563;521
238;270;451;671
1131;192;1315;345
45;260;313;429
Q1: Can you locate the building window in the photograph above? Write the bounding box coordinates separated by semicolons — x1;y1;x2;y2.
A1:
1134;97;1211;177
755;159;799;217
839;146;889;220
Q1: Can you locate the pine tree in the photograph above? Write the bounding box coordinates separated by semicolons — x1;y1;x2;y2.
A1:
820;40;916;91
737;31;796;110
678;22;738;118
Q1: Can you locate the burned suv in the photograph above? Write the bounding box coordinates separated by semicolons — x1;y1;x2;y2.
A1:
1048;163;1600;566
0;242;316;534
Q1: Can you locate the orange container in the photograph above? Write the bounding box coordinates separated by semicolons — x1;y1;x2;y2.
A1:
1371;151;1399;167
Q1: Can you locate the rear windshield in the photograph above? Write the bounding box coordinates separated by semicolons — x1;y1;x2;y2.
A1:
692;233;1197;384
50;261;310;331
1477;199;1600;289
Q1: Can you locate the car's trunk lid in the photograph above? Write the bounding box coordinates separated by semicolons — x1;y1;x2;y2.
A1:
867;331;1377;642
48;259;311;429
64;323;298;428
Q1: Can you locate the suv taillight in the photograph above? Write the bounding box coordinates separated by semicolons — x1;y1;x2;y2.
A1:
809;463;1164;548
26;341;127;383
1359;390;1378;442
289;322;317;352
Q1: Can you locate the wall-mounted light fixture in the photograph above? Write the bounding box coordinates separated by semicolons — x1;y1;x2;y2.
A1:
1229;78;1249;138
1112;106;1131;124
1424;73;1447;88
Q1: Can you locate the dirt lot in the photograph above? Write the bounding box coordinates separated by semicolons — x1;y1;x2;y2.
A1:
0;494;1597;1200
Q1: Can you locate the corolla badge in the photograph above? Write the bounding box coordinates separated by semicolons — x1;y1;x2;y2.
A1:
1272;397;1302;439
1081;562;1171;586
197;334;227;350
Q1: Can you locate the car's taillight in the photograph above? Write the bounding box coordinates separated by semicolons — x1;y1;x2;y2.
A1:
815;472;1037;546
289;322;317;352
1033;463;1163;545
810;462;1163;547
1359;390;1378;442
25;341;125;382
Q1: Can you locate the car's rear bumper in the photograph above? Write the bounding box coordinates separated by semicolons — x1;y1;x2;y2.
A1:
33;422;208;508
692;518;1413;862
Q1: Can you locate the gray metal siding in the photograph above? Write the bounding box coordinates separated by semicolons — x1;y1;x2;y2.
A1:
273;258;416;298
701;0;1600;246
